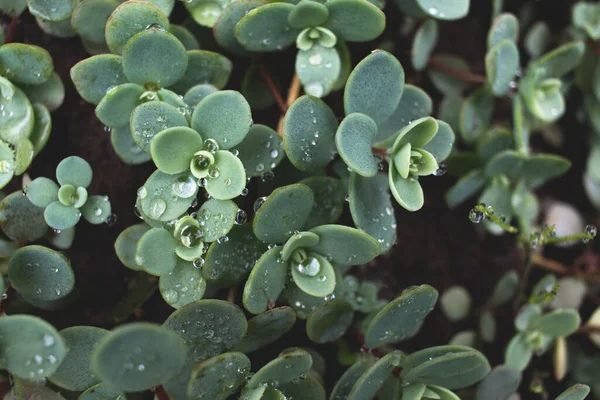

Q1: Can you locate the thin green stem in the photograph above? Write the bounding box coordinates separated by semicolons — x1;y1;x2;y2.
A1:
544;232;594;246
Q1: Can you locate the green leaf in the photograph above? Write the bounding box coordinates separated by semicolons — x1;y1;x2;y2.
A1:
412;19;438;71
243;246;287;314
440;286;471;322
49;326;108;391
336;113;378;177
0;144;14;190
401;383;426;400
283;95;338;171
80;195;111;225
474;365;521;400
253;183;314;244
26;177;58;208
306;299;353;343
232;307;297;354
139;170;199;221
197;198;237;242
521;153;571;188
56;156;93;188
574;2;600;40
475;127;514;162
159;259;206;308
389;168;424;212
488;13;519;49
300;176;344;229
515;304;542;331
13;140;31;176
169;24;199;50
365;284;438;348
459;87;494;143
20;72;65;112
122;29;188;88
236;3;300;52
348;351;403;400
0;191;48;242
349;173;396;254
391;116;439;152
0;86;34;145
428;55;472;95
115;223;151;271
486;40;520;96
0;314;66;379
163;299;247;361
203;224;267;287
484;150;522;178
403;348;490;389
0;0;26;17
111;125;152;165
187;352;250;400
291;252;336;297
27;0;76;21
417;0;470;20
247;348;312;389
375;85;433;147
422;120;455;162
151;127;202;174
296;45;341;98
214;1;263;56
330;356;375;400
28;103;51;156
531;41;585;80
478;176;512;233
309;224;379;265
105;1;169;54
236;124;284;178
344;50;404;126
131;100;189;153
324;0;384;41
529;309;581;337
70;54;127;105
43;201;81;230
184;84;218;108
288;0;328;28
72;0;118;45
204;150;246;200
169;50;233;93
135;228;177;276
183;0;228;27
91;323;186;392
0;43;53;85
8;245;74;301
524;21;550;59
280;231;319;262
504;334;532;371
191;91;252;150
488;270;518;307
556;384;591;400
280;372;326;400
78;384;125;400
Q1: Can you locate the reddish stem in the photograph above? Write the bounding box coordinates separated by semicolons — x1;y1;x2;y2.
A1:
153;385;170;400
4;17;18;43
257;60;288;115
427;57;487;84
355;332;385;359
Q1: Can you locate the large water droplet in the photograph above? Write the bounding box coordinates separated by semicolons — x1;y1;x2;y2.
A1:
180;225;204;248
235;209;247;225
149;198;167;219
295;257;320;276
172;175;197;198
254;197;267;212
204;138;220;153
137;186;148;199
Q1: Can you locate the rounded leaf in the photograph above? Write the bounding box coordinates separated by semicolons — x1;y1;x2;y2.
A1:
159;259;206;308
280;373;326;400
344;50;404;126
232;307;297;354
412;19;438;71
105;1;170;54
459;87;493;143
253;183;314;244
187;352;250;400
417;0;470;20
204;150;247;200
169;24;199;50
440;286;472;322
30;103;52;155
0;314;66;379
111;125;152;165
324;0;385;42
247;348;312;389
122;29;188;88
135;227;177;276
70;54;127;105
556;384;591;400
336;113;378;177
191;90;252;150
306;300;353;343
330;357;375;400
300;176;344;229
365;284;438;348
26;177;59;208
528;309;581;337
95;83;144;128
428;54;472;95
291;252;336;297
139;170;199;221
56;156;93;188
236;3;301;52
169;50;233;93
486;40;520;96
163;299;247;361
151;127;203;174
72;0;118;44
283;95;338;171
0;43;53;85
91;323;186;392
236;124;284;177
49;326;108;391
0;86;34;145
309;224;379;266
14;138;33;175
0;191;48;242
81;195;111;224
20;72;65;112
389;164;424;211
296;45;341;98
115;223;151;271
243;246;287;314
197;198;237;242
131;101;188;153
474;365;521;400
214;1;263;56
79;384;125;400
348;351;403;400
44;201;82;230
488;13;519;48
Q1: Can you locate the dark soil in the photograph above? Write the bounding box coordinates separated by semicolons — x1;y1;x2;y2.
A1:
2;0;598;398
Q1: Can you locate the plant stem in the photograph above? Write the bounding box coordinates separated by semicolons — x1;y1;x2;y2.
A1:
532;255;570;275
277;74;301;136
576;325;600;334
427;57;487;84
544;233;592;246
257;60;287;115
513;243;534;310
153;385;170;400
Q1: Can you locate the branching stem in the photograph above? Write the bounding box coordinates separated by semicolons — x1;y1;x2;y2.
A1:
257;60;287;115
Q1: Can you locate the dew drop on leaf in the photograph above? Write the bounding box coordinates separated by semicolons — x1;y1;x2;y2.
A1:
253;197;267;212
149;198;167;219
172;175;197;198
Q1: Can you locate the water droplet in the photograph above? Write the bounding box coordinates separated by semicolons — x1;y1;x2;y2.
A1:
134;205;143;219
198;177;208;187
146;23;165;31
43;334;55;347
309;53;323;66
469;207;484;224
254;197;267;212
105;214;118;226
217;236;229;244
224;178;232;186
204;139;220;153
149;198;167;219
270;149;279;158
180;225;204;248
256;163;265;172
434;162;447;176
193;258;205;268
295;257;320;276
207;165;220;179
305;82;324;97
137;186;148;199
103;126;111;133
345;194;350;202
261;171;274;182
172;175;197;198
235;209;247;225
585;224;597;237
241;188;249;196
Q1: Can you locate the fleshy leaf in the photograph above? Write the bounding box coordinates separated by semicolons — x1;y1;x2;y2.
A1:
412;19;438;71
81;195;111;225
243;246;287;314
236;124;284;178
440;286;471;322
44;201;81;230
139;170;199;221
235;3;301;52
159;259;206;308
115;223;151;271
488;13;519;48
70;54;127;105
78;384;125;400
183;0;229;27
330;357;375;400
184;84;219;108
151;127;202;174
306;299;353;343
485;39;520;96
95;83;144;128
324;0;385;42
344;50;404;126
169;50;233;93
0;43;53;85
288;0;328;29
247;348;312;389
8;245;74;301
204;150;246;200
531;41;585;80
504;334;532;371
20;72;65;111
197;198;237;242
459;87;494;143
297;45;341;98
131;100;189;153
214;1;263;56
91;323;186;392
253;183;314;244
291;252;336;297
187;352;250;400
56;156;93;188
232;307;296;354
26;177;59;208
309;224;379;266
428;54;472;95
29;103;52;156
528;309;581;337
300;176;345;229
0;86;34;145
136;228;177;276
110;125;152;165
347;351;403;400
416;0;470;20
556;384;591;400
474;365;521;400
72;0;118;45
336;113;378;177
389;168;424;211
283;95;338;171
0;191;48;242
0;314;66;379
365;284;438;348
